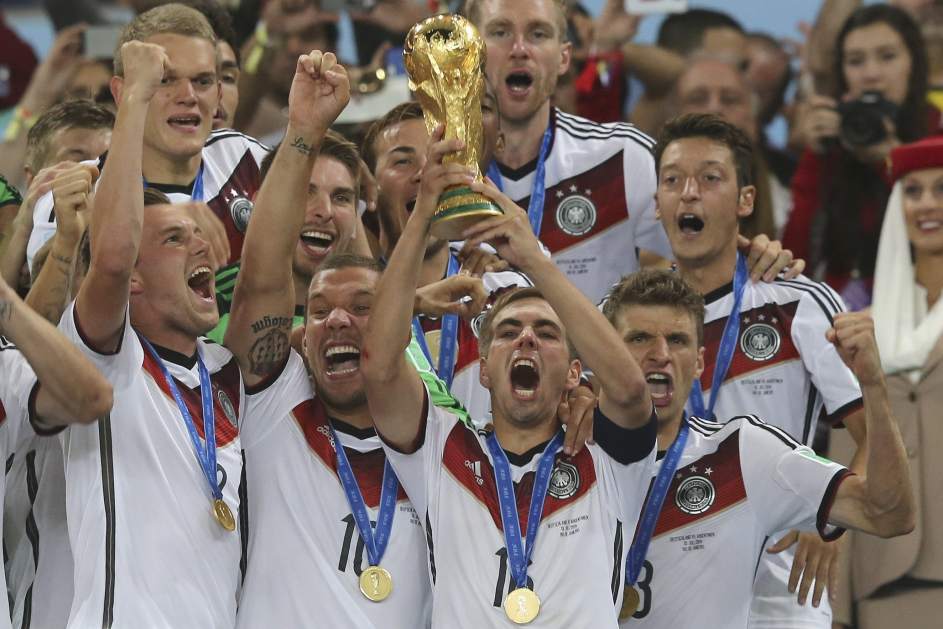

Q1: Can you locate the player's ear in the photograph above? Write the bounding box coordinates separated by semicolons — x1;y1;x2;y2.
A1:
478;356;491;389
129;270;144;295
565;359;581;391
110;76;124;107
737;185;756;218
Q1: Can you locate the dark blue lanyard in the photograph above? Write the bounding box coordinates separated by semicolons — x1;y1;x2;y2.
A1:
411;254;460;388
688;253;748;421
625;417;689;585
486;123;553;236
139;335;221;501
329;424;399;567
486;430;564;589
143;162;205;201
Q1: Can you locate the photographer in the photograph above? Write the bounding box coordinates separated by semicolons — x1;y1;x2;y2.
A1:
783;4;937;310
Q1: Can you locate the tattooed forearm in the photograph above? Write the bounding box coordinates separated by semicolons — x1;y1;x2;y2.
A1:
290;136;316;157
250;315;293;334
248;327;290;376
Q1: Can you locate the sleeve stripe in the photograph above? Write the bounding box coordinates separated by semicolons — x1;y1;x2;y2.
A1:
772;281;838;324
775;278;844;316
556;110;655;141
817;468;854;541
555;123;656;149
204;130;271;152
741;414;802;449
827;397;864;427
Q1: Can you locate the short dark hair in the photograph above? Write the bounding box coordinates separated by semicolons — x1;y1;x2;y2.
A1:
655;113;754;189
25;100;115;173
361;101;424;174
261;130;362;196
178;0;239;64
657;9;743;56
143;187;172;206
478;286;568;358
602;269;705;346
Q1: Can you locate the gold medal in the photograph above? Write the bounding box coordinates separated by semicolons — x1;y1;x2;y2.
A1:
504;587;540;624
619;586;640;621
212;498;236;532
359;566;393;602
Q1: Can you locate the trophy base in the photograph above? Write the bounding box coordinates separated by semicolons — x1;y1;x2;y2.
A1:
430;186;503;241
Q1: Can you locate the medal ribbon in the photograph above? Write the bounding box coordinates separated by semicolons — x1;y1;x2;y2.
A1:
330;424;400;567
139;335;222;501
486;430;564;590
688;252;748;421
625;416;689;586
486;121;554;236
143;162;205;201
411;254;461;388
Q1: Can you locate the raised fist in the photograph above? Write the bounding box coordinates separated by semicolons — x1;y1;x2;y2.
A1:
119;41;171;103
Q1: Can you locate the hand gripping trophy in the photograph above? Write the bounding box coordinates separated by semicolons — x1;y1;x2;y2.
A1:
404;13;503;240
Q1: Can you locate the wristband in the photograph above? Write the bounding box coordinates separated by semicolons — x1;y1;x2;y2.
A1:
3;105;39;141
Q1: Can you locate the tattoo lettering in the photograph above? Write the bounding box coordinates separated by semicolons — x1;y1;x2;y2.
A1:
290;136;315;156
248;328;290;376
250;315;293;335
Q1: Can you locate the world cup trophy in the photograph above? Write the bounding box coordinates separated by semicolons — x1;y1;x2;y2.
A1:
404;14;502;240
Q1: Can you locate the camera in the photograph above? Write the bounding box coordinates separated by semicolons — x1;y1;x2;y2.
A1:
837;91;899;147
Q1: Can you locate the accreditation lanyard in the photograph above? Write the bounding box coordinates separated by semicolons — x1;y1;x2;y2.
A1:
330;423;399;568
139;335;222;503
411;254;461;388
625;417;689;586
486;430;564;590
688;253;749;421
486;124;554;236
143;162;205;201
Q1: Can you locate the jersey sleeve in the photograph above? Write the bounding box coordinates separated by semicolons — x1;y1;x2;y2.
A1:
739;416;850;540
589;407;658;522
58;299;143;391
241;349;311;449
378;382;461;518
0;346;38;451
622;138;671;260
790;282;863;423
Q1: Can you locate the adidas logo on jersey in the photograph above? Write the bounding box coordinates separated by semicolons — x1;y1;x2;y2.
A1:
464;459;485;486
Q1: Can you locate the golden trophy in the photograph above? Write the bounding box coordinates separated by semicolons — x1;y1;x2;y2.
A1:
404;14;503;240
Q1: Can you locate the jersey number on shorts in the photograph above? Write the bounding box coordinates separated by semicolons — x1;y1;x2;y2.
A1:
492;547;534;607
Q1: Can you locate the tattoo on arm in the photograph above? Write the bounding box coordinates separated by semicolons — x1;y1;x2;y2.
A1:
246;315;293;376
290;136;315;157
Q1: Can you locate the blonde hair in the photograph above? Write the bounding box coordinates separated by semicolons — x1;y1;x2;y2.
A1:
114;3;216;76
462;0;569;41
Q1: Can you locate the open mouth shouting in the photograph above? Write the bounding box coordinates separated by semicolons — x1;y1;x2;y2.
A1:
677;213;705;235
509;357;540;401
324;343;361;378
187;265;215;304
299;229;336;257
505;69;534;99
646;372;674;408
168;114;202;134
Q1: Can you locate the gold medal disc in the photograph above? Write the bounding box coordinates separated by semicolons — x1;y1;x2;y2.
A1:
359;566;393;602
212;498;236;532
504;588;540;624
619;586;640;621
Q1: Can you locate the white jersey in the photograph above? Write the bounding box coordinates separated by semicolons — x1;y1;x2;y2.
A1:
27;129;269;270
4;435;72;629
382;385;657;628
0;341;39;629
688;275;862;628
58;302;245;629
236;352;431;629
619;415;850;629
496;109;671;304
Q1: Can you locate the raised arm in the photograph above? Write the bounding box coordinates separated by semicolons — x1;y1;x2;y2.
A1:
463;181;651;429
76;42;167;352
826;313;914;538
361;129;474;450
0;274;112;425
225;51;349;387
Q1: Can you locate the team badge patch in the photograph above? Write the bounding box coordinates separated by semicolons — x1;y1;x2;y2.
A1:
216;388;238;427
555;194;597;236
675;475;715;515
740;322;781;362
229;196;253;233
548;460;580;500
